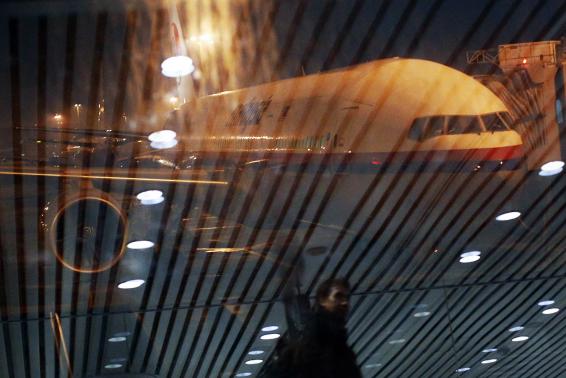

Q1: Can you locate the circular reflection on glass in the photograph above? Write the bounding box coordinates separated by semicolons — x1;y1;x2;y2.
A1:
127;240;155;250
244;359;263;365
104;363;123;369
161;56;195;77
413;311;431;318
542;308;560;315
511;336;529;342
260;333;280;340
508;326;524;332
481;359;497;364
118;279;145;289
108;336;127;343
261;326;279;332
248;350;264;356
539;167;563;176
235;373;252;377
455;367;470;373
495;211;521;221
538;300;555;306
541;160;565;171
482;348;498;353
137;190;163;202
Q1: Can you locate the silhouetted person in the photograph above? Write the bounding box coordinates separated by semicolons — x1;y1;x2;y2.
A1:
259;278;361;378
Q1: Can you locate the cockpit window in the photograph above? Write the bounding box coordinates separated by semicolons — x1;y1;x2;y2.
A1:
409;115;490;140
482;112;511;131
446;115;482;134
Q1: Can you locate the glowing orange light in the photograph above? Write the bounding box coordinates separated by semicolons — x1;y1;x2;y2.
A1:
522;58;527;64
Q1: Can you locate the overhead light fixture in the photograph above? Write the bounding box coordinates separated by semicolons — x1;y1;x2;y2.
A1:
455;367;470;373
539;168;563;176
261;326;279;332
136;190;165;205
495;211;521;221
149;130;177;143
511;336;529;342
542;308;559;315
538;300;555;306
104;363;122;369
413;311;431;318
482;348;498;353
150;139;179;149
481;359;497;364
541;160;565;171
363;363;382;369
260;333;280;340
388;339;406;345
235;373;252;377
108;336;127;343
459;251;481;264
127;240;155;250
244;359;263;365
508;326;524;332
118;279;145;289
248;350;264;355
161;55;195;77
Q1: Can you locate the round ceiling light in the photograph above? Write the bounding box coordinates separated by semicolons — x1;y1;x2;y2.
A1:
481;359;497;364
261;326;279;332
117;279;145;289
148;130;176;143
108;336;127;343
161;56;195;77
127;240;155;250
541;160;565;171
495;211;521;221
539;168;563;176
136;190;165;205
542;307;560;315
511;336;529;342
260;333;280;340
244;359;263;365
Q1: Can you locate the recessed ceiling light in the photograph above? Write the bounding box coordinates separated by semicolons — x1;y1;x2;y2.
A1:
388;339;406;345
248;350;264;355
117;279;145;289
511;336;529;342
244;359;263;365
161;56;195;77
481;359;497;364
482;348;498;353
542;308;559;315
127;240;155;250
539;167;563;176
235;373;252;377
455;367;470;373
260;333;280;340
495;211;521;221
413;311;431;318
541;160;565;171
108;336;127;343
538;300;555;306
508;326;524;332
104;363;123;369
261;326;279;332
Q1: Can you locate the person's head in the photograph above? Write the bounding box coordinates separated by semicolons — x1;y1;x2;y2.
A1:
315;278;351;319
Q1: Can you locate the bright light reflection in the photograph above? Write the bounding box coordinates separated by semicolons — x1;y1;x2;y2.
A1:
150;139;179;150
511;336;529;342
248;350;264;355
108;336;127;343
495;211;521;221
364;363;382;368
509;326;524;332
539;167;563;176
261;326;279;332
235;373;252;377
244;359;263;365
481;359;497;364
413;311;431;318
148;130;176;143
541;160;565;171
161;55;195;77
455;367;470;373
117;279;145;289
482;348;497;353
538;300;555;306
104;364;122;369
127;240;155;250
260;333;280;340
542;308;559;315
137;190;165;205
388;339;405;345
459;255;480;263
